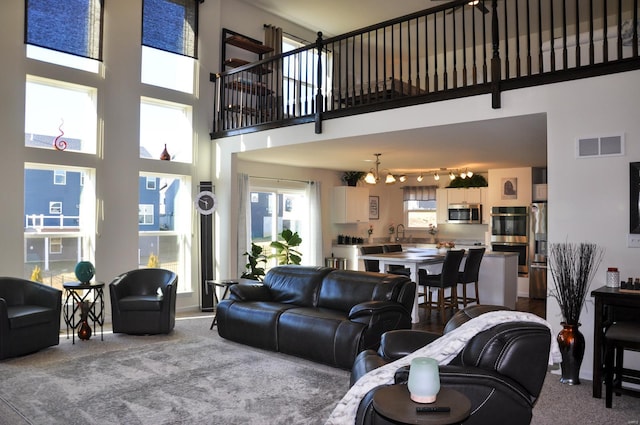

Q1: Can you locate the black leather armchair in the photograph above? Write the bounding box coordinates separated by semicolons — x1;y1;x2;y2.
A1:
351;305;551;425
0;277;62;360
109;268;177;335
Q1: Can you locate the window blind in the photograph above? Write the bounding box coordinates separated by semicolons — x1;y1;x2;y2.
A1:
403;186;437;201
142;0;200;58
25;0;103;60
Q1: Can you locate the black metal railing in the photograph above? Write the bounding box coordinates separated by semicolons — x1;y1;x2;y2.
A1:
211;0;639;138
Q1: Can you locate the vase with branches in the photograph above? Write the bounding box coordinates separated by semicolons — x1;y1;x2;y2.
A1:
548;241;604;385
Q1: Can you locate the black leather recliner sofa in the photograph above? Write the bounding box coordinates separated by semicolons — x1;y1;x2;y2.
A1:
216;266;415;369
351;305;552;425
0;277;62;360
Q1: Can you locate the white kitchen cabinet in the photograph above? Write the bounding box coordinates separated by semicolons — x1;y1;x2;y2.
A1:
332;186;369;223
447;187;483;204
436;188;448;224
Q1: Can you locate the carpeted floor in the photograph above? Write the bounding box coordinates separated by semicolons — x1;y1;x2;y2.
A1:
0;317;349;425
2;316;639;424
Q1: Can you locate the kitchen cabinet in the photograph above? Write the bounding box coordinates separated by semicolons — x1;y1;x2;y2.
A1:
447;187;483;204
332;186;369;223
436;188;448;224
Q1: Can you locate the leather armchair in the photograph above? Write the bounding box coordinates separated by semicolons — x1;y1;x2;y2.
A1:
0;277;62;359
351;305;551;425
109;268;177;335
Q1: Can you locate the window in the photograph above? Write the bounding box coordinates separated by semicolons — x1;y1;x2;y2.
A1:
49;238;63;254
49;201;62;214
25;76;98;154
25;0;103;72
249;179;310;271
53;170;66;185
139;205;155;225
146;177;157;190
403;186;438;229
141;0;199;93
140;98;192;163
139;173;191;293
24;164;96;289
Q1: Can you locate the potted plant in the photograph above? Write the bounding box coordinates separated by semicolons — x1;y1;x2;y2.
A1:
241;243;268;281
342;171;366;186
270;229;303;265
548;241;604;385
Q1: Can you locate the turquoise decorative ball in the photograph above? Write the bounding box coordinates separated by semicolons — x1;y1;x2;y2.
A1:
75;261;95;284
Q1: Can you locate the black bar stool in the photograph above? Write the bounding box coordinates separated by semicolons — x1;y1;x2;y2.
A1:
604;321;640;408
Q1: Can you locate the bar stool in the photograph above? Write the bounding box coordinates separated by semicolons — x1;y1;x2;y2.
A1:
360;245;383;272
382;244;410;276
457;247;485;308
604;321;640;408
418;249;465;324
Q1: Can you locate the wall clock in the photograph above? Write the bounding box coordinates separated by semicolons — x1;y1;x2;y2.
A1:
195;190;216;215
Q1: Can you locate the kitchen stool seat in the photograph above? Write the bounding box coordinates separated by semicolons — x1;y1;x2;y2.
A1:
604;321;640;408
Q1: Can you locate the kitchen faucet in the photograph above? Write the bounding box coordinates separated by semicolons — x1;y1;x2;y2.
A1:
396;224;405;242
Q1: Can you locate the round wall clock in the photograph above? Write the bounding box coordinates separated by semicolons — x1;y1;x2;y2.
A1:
195;190;216;215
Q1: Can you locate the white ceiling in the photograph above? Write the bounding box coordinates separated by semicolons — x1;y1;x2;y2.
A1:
234;0;548;175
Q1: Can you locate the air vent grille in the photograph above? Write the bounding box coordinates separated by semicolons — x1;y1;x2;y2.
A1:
576;135;624;158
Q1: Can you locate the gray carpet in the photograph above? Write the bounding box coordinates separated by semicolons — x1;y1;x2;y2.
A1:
2;317;639;424
0;317;349;424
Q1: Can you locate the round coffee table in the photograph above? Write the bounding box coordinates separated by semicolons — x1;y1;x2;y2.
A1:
372;384;470;425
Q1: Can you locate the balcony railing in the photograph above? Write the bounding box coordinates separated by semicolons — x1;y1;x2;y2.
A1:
211;0;639;138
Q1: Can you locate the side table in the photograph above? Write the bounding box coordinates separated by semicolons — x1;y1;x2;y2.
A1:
206;279;238;329
62;282;105;344
372;384;471;425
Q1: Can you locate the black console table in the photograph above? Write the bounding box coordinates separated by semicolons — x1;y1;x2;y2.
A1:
591;286;640;398
372;384;470;425
62;282;105;344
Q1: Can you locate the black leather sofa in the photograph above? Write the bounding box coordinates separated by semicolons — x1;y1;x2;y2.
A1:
351;305;551;425
0;277;62;360
216;266;415;369
109;268;177;335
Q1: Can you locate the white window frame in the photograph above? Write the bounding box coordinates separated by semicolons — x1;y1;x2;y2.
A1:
139;204;154;225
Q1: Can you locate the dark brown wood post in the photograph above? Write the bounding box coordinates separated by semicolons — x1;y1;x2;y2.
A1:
490;0;501;109
315;32;324;134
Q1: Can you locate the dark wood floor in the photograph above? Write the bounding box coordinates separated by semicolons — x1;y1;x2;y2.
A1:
412;297;546;334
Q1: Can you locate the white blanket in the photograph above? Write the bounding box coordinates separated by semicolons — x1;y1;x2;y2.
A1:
325;311;562;425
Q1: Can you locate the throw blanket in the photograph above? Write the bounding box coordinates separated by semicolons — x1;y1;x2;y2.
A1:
325;311;562;425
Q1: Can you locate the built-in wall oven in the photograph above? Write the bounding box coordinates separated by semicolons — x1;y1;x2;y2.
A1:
491;206;529;276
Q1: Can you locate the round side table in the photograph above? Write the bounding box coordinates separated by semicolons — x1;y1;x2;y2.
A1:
372;384;470;425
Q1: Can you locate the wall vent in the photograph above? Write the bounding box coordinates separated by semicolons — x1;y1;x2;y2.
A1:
576;134;624;158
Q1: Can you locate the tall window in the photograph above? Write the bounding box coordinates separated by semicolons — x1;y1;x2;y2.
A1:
249;179;309;270
25;76;98;154
138;173;191;293
141;0;199;93
24;164;96;288
140;98;192;163
25;0;103;72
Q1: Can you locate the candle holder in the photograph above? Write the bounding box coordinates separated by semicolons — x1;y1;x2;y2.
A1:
407;357;440;403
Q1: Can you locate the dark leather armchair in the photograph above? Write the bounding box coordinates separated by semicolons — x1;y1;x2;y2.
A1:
0;277;62;360
109;268;177;335
351;305;552;425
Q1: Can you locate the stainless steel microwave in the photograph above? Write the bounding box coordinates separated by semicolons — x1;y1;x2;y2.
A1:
448;203;482;224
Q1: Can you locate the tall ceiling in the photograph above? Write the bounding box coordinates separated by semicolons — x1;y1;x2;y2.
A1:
234;0;548;175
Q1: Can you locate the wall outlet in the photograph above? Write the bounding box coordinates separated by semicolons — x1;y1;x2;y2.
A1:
628;234;640;248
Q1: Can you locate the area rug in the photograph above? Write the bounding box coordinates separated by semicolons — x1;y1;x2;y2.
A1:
0;317;349;424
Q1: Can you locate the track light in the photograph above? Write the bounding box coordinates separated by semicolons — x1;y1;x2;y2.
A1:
460;171;467;179
399;175;407;183
449;171;456;180
434;172;440;181
417;174;424;182
467;170;473;178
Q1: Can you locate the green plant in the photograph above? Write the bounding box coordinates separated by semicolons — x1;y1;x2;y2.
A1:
447;174;488;188
342;171;366;186
241;243;268;281
270;229;302;265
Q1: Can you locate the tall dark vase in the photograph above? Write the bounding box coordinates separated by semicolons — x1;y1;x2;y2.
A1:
557;322;585;385
78;302;92;341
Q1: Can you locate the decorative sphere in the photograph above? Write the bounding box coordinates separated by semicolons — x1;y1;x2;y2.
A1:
75;261;95;284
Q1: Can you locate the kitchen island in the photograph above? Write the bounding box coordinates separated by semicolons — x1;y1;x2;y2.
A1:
335;244;519;322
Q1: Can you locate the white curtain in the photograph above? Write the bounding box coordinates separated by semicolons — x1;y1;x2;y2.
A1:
308;181;323;266
237;173;250;277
